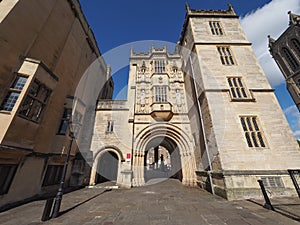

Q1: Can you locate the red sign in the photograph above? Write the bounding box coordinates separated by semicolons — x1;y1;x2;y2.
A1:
126;153;131;159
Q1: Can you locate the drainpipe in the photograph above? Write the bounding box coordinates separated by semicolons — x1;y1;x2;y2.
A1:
130;63;137;185
189;54;215;195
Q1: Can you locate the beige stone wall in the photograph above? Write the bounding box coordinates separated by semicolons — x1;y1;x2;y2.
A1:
0;0;110;208
181;7;300;199
89;101;132;184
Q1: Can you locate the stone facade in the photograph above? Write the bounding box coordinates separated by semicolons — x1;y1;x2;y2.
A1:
269;11;300;112
180;4;300;199
0;0;112;209
91;4;300;200
90;46;197;188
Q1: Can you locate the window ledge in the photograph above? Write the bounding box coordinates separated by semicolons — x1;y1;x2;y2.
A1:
250;147;269;150
230;98;256;102
0;110;12;115
17;115;40;124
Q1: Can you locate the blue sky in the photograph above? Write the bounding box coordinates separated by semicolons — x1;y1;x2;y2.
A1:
79;0;300;140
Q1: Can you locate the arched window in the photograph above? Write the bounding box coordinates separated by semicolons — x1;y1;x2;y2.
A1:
281;47;299;72
291;38;300;57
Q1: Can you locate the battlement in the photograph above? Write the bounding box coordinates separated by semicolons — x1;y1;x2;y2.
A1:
185;3;237;17
130;45;181;59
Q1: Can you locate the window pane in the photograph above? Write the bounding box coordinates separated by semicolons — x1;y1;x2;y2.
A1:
236;88;241;98
29;101;44;121
241;88;247;98
29;81;40;97
63;109;72;120
1;92;20;111
257;132;265;147
252;118;259;131
217;47;222;55
220;57;225;65
240;117;247;131
232;78;238;87
231;89;236;98
237;78;243;87
245;132;253;147
246;117;253;131
224;56;229;64
39;87;51;103
111;121;114;132
58;120;68;134
226;48;231;56
19;96;34;116
11;76;27;90
251;132;259;147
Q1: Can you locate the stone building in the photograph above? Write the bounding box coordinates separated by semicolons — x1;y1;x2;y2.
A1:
0;0;112;209
268;12;300;112
90;4;300;200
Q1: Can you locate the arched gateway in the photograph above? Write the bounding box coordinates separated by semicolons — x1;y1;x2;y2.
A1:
132;124;197;187
89;146;124;185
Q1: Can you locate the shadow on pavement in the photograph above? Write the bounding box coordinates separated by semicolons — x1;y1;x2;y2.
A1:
58;189;112;217
247;199;300;222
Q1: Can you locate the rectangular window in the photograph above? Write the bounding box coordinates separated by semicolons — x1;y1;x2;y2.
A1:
217;46;235;65
154;60;165;73
155;86;167;102
0;75;28;111
209;21;223;35
42;165;64;186
240;116;266;148
57;108;72;135
19;79;51;122
106;120;114;132
261;176;284;188
227;77;248;99
0;164;17;195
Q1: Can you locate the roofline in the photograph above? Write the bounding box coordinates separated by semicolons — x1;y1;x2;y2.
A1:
68;0;102;58
179;4;239;46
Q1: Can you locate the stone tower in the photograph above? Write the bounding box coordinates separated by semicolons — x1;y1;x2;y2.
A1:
269;11;300;112
180;4;300;199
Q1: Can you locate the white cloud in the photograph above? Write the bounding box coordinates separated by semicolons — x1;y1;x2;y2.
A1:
283;105;300;139
284;104;298;115
240;0;300;87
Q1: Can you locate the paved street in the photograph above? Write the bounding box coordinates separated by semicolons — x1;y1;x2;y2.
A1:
0;179;300;225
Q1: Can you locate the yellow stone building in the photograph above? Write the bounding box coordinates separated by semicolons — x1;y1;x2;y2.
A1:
0;0;112;209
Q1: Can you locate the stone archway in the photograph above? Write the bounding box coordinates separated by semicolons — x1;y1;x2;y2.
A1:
132;123;197;187
89;146;124;186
